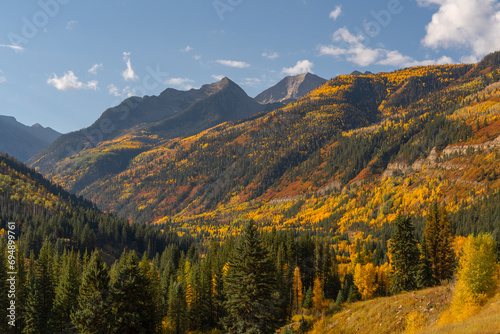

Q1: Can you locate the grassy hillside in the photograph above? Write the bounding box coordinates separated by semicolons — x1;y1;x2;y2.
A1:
299;286;500;334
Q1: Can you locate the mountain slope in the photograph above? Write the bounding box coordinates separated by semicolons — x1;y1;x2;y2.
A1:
29;78;265;193
255;72;327;104
0;115;61;162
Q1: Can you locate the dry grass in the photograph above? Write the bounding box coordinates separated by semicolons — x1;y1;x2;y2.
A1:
308;286;452;334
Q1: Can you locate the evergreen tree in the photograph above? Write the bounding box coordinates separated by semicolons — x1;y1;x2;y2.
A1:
424;202;455;283
416;238;435;289
110;250;157;334
303;286;314;309
389;214;420;294
23;239;55;334
222;221;279;333
168;281;187;334
52;250;81;333
72;250;111;334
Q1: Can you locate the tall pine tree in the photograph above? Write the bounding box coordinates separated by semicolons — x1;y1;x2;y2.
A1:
389;214;420;294
222;221;279;333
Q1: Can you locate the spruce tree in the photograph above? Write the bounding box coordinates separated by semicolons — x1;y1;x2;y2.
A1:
110;250;157;334
416;238;435;289
389;214;420;294
168;281;187;334
0;240;10;333
52;250;81;333
23;239;55;334
222;221;279;334
72;250;111;334
424;202;455;283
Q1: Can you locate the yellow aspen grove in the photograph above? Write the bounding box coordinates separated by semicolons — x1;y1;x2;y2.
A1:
354;263;378;300
292;266;304;313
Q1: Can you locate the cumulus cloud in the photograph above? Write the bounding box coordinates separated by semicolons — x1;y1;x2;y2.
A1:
216;59;250;68
194;55;202;60
241;78;262;87
47;71;98;91
181;46;192;52
0;44;24;52
164;77;195;89
122;52;139;81
0;70;6;84
329;5;342;21
123;86;135;97
418;0;500;58
88;63;103;75
319;27;454;67
108;84;121;97
262;51;279;59
282;60;314;75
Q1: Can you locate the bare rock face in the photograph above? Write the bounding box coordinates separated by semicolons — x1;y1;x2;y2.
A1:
255;73;327;104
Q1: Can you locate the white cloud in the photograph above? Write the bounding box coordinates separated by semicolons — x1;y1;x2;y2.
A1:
0;44;24;52
194;55;202;60
418;0;500;58
262;51;279;59
0;70;6;84
66;20;77;30
122;52;139;81
164;77;195;89
282;60;314;75
47;71;98;91
181;46;192;52
319;27;454;67
108;84;121;97
88;63;103;75
329;5;342;21
216;59;250;68
212;74;225;81
123;86;135;97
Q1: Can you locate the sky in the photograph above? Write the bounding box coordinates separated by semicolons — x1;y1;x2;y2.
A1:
1;0;500;133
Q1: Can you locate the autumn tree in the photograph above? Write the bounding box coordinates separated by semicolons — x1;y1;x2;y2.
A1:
389;214;420;294
354;263;378;300
312;277;324;310
292;266;304;314
447;234;499;321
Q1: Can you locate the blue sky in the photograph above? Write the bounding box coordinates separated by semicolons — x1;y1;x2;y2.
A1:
1;0;500;133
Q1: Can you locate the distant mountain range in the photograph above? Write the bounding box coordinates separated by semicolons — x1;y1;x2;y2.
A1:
0;116;61;162
255;73;326;104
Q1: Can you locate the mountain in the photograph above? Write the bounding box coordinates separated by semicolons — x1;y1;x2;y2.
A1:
29;77;265;193
0;115;61;162
254;72;327;104
27;52;500;243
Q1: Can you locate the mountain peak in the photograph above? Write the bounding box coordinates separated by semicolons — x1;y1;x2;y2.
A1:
255;72;327;104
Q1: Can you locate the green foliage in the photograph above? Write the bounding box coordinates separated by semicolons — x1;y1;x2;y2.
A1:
389;215;420;294
223;221;279;333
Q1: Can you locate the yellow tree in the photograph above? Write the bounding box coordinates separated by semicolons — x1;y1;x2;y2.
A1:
312;277;324;310
354;263;378;300
446;233;499;322
292;266;304;313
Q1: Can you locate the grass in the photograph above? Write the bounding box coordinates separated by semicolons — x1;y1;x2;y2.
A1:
307;286;452;334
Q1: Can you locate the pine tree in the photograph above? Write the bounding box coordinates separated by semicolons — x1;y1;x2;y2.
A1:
23;239;55;334
222;221;279;334
72;250;111;334
416;238;435;289
424;202;455;283
52;250;81;333
168;281;187;334
389;214;420;294
139;253;162;333
14;243;28;334
110;250;157;334
303;286;314;309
